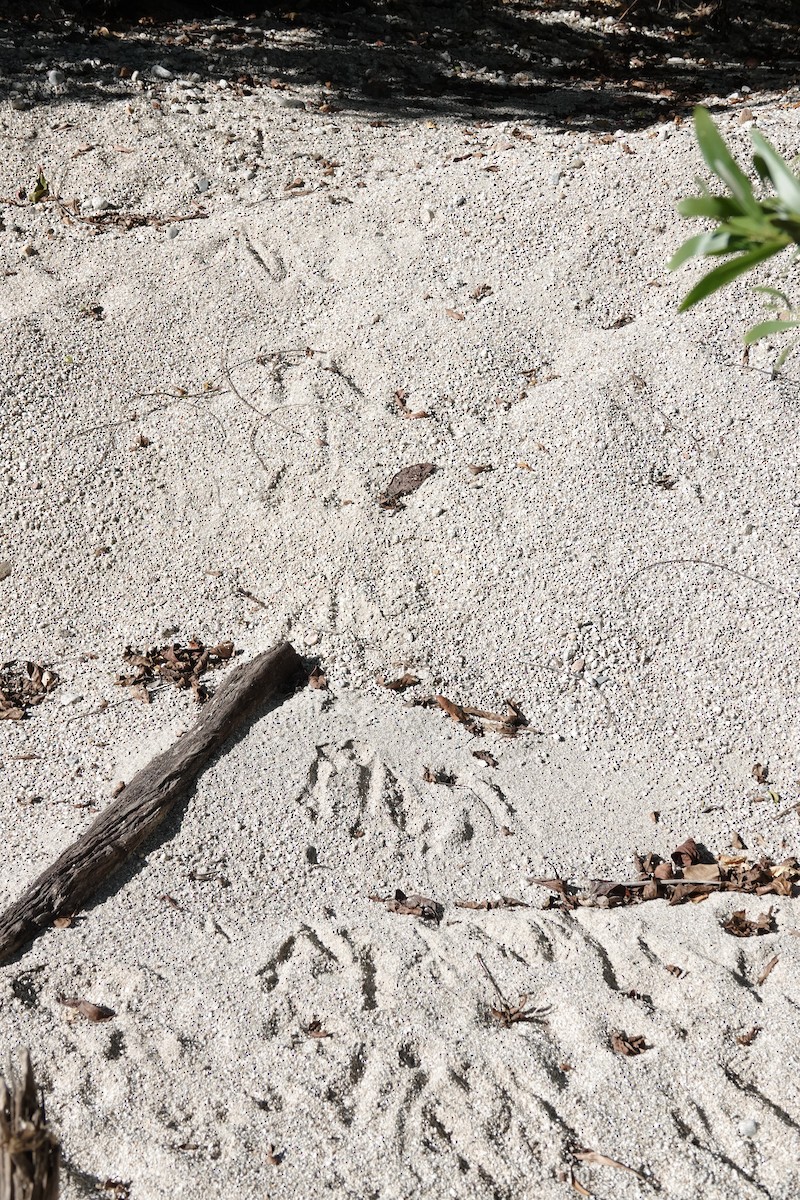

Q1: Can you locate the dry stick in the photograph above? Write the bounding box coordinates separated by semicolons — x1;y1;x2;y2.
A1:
620;558;798;603
0;642;303;966
0;1051;60;1200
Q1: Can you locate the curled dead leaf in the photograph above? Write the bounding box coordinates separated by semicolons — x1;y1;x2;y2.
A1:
609;1030;649;1057
722;907;775;938
377;672;420;692
379;463;436;510
57;995;115;1022
671;837;700;869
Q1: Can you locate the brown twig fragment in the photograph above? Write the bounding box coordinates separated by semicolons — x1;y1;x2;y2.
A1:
476;953;547;1027
0;1052;60;1200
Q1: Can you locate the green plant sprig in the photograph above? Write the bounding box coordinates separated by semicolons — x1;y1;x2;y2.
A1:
670;106;800;366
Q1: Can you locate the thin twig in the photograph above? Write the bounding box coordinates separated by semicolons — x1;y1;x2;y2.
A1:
620;557;798;603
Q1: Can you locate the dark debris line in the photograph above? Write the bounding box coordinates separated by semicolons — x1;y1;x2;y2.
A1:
1;1;798;130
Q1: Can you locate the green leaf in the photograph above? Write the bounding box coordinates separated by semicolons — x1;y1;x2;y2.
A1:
677;195;744;221
773;341;796;371
692;106;760;215
750;130;800;211
678;243;786;311
29;170;49;204
668;230;736;269
752;284;794;306
743;318;800;344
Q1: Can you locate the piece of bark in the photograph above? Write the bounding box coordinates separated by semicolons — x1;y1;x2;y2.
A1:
0;1052;60;1200
0;642;303;965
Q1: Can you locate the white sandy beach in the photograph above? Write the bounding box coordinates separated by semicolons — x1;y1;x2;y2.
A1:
2;15;800;1197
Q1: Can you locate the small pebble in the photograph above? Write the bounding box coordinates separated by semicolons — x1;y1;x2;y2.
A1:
166;225;180;239
276;96;305;109
0;561;11;581
195;177;210;193
152;65;173;80
738;1118;758;1137
47;69;65;86
304;630;321;647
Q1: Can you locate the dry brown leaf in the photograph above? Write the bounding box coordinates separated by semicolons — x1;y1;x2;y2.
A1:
445;308;465;320
722;907;776;938
683;863;720;883
57;996;115;1022
266;1144;282;1166
756;954;779;985
307;665;327;690
377;672;420;692
0;660;59;718
117;640;234;702
665;964;687;978
731;832;746;850
378;463;435;510
370;889;442;923
436;694;481;735
752;762;769;784
455;896;529;911
53;915;73;929
671;837;700;869
303;1018;332;1039
422;766;455;785
609;1030;649;1057
472;749;498;768
736;1026;761;1046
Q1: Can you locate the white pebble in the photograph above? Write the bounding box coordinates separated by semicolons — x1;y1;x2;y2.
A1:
738;1118;758;1137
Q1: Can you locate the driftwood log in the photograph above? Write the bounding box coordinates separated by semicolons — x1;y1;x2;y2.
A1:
0;1053;59;1200
0;641;303;966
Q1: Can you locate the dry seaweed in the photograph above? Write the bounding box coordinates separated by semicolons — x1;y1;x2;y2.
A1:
531;844;800;911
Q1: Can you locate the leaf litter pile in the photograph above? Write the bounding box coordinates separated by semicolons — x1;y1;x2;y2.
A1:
117;639;234;703
532;836;800;920
0;661;59;720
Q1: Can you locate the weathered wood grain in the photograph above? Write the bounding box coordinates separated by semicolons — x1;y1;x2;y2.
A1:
0;642;303;965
